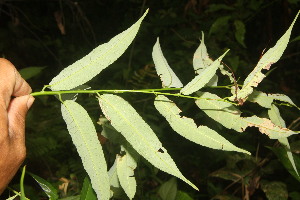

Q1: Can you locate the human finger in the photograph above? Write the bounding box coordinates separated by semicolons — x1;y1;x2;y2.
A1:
7;95;34;141
0;58;32;108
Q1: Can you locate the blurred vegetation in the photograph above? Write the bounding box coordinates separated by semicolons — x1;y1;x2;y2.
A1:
1;0;300;199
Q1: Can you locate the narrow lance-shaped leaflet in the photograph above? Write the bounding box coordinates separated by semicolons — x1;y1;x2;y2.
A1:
117;145;138;199
268;104;299;176
154;95;250;154
181;49;229;95
196;92;297;139
152;37;183;88
231;11;299;103
98;94;198;190
193;32;218;86
248;90;298;109
61;100;110;200
49;9;149;91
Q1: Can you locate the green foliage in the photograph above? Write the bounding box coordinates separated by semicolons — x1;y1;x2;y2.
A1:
2;1;300;200
28;172;59;200
61;100;109;199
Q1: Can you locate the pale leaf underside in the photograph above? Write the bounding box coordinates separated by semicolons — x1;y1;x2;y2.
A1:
196;92;297;139
268;105;299;176
117;146;138;199
152;37;183;88
193;32;218;86
248;90;297;108
181;49;229;95
154;95;250;154
98;94;198;190
49;9;148;91
61;100;110;200
232;11;299;102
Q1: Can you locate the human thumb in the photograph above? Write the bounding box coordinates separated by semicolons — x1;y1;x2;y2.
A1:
7;95;35;139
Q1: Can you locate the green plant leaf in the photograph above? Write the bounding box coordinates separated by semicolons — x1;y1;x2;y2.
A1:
196;92;247;132
260;181;288;200
19;66;46;80
231;11;299;103
181;50;229;95
152;37;183;88
61;100;110;199
234;20;246;48
117;145;138;199
193;32;213;74
268;104;299;176
59;196;80;200
193;32;218;86
49;9;148;91
28;172;59;200
98;94;198;190
154;95;250;154
196;92;297;139
208;16;231;36
175;191;193;200
80;177;97;200
248;90;297;108
108;157;124;199
158;177;177;200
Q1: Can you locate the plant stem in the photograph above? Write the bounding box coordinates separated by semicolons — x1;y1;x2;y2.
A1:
31;87;239;105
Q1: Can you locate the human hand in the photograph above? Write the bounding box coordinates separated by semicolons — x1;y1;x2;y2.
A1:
0;58;34;194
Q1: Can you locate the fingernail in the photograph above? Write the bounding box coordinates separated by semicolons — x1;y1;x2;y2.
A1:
27;95;35;109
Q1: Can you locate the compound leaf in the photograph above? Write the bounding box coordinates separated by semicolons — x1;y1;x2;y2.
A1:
152;38;183;88
181;49;229;95
49;9;148;91
155;95;249;154
61;100;110;200
98;94;198;191
232;11;299;103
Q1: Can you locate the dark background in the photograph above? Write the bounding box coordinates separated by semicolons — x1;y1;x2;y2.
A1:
0;0;299;199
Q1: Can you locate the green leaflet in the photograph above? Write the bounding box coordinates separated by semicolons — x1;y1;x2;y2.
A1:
181;49;229;95
268;105;299;176
158;178;177;200
234;20;246;48
196;92;247;132
193;32;213;74
196;92;297;139
232;11;299;102
49;9;148;91
117;145;138;199
152;38;183;88
80;177;97;200
61;100;110;200
108;158;123;199
193;32;218;86
98;94;198;191
155;95;249;154
248;90;297;108
28;172;59;200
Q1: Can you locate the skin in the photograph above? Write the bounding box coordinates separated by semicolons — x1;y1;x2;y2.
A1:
0;58;34;194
